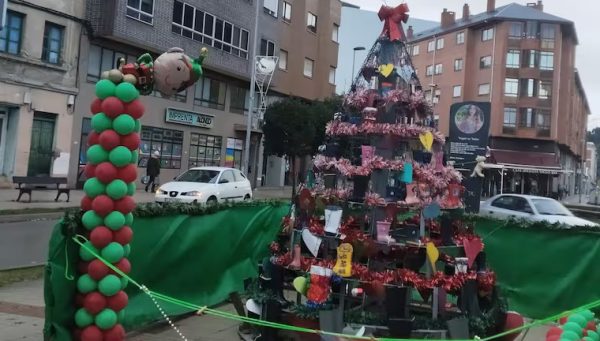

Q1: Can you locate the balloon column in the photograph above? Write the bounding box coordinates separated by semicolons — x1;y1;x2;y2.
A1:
73;47;207;341
546;310;598;341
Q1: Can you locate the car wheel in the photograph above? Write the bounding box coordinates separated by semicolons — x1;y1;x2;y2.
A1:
207;196;218;206
244;194;251;201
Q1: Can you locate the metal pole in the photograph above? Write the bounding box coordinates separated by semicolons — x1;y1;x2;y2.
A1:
352;50;357;85
243;0;260;176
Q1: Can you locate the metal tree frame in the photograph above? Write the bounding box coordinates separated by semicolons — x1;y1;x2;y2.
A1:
253;55;278;128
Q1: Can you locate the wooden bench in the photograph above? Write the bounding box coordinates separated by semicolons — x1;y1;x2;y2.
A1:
12;176;70;203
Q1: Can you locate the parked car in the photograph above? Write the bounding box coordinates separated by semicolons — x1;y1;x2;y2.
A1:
479;194;598;227
155;167;252;204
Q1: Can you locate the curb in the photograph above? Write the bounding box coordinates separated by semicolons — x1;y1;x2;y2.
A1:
0;212;65;224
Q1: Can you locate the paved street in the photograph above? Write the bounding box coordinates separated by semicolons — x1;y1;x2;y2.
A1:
0;219;58;270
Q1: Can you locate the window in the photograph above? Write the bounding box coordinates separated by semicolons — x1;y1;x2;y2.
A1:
523;50;538;68
541;23;555;49
195;77;227;110
521;79;536;97
41;22;64;64
519;108;535;128
304;58;314;77
220;170;235;183
478;83;490;96
436;38;444;50
480;55;492;69
150;89;187;103
86;45;134;82
503;108;517;130
126;0;154;24
454;58;463;71
504;78;519;97
172;1;249;59
525;21;538;39
225;138;244;169
427;40;435;52
189;133;223;167
453;85;462;98
230;85;249;114
332;24;339;42
279;49;288;70
307;12;317;33
264;0;278;17
412;45;420;56
540;52;554;70
283;2;292;22
0;11;24;55
509;22;523;39
506;50;520;68
329;67;336;85
482;27;494;41
139;126;184;169
536;110;551;135
539;81;552;99
492;196;533;213
260;39;275;56
425;65;433;76
434;63;443;75
456;31;464;44
234;170;247;182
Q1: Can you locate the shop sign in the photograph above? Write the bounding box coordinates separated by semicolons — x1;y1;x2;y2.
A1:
165;108;214;129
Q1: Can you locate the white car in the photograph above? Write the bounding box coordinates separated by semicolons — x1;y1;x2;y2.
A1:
479;194;598;227
155;167;252;204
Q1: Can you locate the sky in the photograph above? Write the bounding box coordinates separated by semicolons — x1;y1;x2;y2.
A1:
344;0;600;130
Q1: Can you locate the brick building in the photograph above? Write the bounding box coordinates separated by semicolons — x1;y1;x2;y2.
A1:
407;0;590;197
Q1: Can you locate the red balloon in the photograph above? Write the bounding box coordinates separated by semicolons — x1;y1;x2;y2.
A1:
88;131;100;146
83;292;107;315
78;261;90;274
91;98;103;114
106;291;129;312
91;195;115;217
81;196;93;212
546;326;563;338
101;97;125;119
103;324;126;341
559;317;568;325
81;325;103;341
99;130;121;151
114;196;135;214
88;259;110;281
503;311;524;341
587;321;597;331
113;226;133;245
117;164;137;183
84;164;97;178
90;226;113;249
115;258;131;274
75;293;86;307
95;162;118;184
120;133;140;151
126;99;145;119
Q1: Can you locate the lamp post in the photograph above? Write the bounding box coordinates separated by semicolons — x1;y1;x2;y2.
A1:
351;46;365;85
243;0;260;180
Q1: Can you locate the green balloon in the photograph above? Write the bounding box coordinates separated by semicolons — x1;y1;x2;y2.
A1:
568;314;588;328
105;211;126;230
123;244;131;257
95;308;118;330
125;213;134;226
91;113;113;133
98;275;121;296
581;310;595;321
563;322;583;337
84;177;106;198
101;242;124;263
115;82;139;103
588;331;600;341
82;210;104;230
106;179;128;200
87;145;109;165
117;310;125;322
584;337;595;341
121;276;129;290
77;274;97;294
561;330;580;340
113;114;135;135
134;119;141;132
109;146;132;167
75;307;94;327
79;241;99;261
96;79;116;99
130;150;139;164
127;182;136;196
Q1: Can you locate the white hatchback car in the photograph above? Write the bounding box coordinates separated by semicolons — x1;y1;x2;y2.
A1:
155;167;252;204
479;194;598;227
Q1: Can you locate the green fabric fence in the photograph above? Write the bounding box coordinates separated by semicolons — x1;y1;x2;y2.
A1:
474;218;600;319
44;202;290;340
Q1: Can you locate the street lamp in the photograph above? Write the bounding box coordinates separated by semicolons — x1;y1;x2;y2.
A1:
351;46;366;85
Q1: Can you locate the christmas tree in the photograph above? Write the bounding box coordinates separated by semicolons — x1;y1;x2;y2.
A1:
248;4;509;340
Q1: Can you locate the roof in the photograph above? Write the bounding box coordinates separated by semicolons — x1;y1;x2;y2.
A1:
490;149;561;170
189;167;234;172
410;2;577;44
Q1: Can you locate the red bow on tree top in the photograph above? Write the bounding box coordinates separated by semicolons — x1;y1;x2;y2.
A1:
378;3;410;41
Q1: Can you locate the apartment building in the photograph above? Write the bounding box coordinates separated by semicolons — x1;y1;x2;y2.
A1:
408;0;589;198
70;0;340;189
585;142;596;192
0;0;84;186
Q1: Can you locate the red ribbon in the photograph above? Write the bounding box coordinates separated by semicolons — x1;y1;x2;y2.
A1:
378;4;410;41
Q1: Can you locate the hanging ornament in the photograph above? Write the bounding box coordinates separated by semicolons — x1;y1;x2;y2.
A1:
426;242;439;272
333;243;353;277
377;4;410;41
378;64;395;78
419;132;434;151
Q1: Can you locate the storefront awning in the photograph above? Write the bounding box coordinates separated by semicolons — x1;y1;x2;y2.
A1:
234;124;263;135
486;149;563;174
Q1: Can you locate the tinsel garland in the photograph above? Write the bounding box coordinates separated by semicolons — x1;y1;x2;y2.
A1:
343;87;432;115
325;121;445;143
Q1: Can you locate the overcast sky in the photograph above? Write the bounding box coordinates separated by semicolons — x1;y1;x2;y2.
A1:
345;0;599;130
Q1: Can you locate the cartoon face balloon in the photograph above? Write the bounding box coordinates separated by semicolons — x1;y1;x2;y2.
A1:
153;47;207;97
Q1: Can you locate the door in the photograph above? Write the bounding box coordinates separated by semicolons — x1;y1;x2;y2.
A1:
234;169;251;200
217;170;238;201
27;112;56;176
0;110;6;173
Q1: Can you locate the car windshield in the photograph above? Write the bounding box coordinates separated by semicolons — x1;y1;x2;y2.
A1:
531;199;573;216
176;169;220;183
